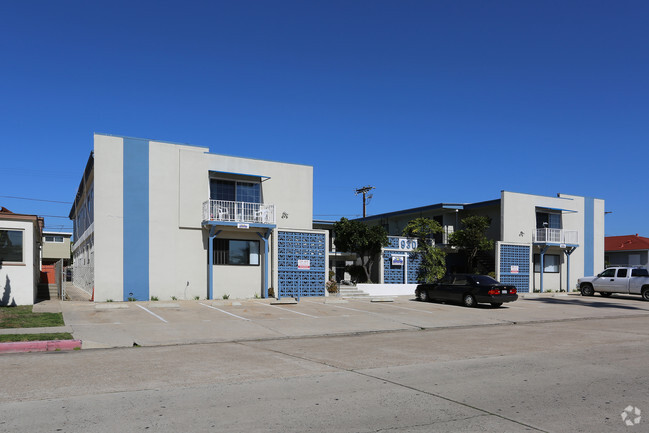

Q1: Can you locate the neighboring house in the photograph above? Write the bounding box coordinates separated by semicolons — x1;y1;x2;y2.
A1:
69;133;327;302
0;207;43;306
40;231;72;292
357;191;605;293
605;234;649;269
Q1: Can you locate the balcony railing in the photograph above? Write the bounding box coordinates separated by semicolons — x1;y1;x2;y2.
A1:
534;228;578;245
203;200;276;225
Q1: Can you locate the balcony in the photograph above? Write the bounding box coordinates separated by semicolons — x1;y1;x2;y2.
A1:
202;200;276;225
534;228;578;245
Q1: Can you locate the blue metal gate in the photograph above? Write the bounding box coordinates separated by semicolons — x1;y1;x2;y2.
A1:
278;231;326;298
499;243;531;293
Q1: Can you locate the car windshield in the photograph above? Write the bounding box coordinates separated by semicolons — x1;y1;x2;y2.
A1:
472;275;499;285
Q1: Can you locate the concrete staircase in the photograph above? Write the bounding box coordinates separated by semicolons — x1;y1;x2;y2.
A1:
337;285;370;298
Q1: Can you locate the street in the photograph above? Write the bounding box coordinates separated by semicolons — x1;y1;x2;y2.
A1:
1;296;648;432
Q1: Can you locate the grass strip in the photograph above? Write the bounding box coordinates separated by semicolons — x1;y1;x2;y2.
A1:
0;333;74;343
0;306;64;328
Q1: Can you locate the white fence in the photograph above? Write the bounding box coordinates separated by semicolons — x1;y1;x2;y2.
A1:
202;200;276;224
534;228;578;245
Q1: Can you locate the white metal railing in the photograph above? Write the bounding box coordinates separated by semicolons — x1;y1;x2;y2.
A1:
202;200;276;225
534;228;579;245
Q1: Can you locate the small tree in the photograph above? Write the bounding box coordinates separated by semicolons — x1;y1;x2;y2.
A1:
449;215;494;273
402;218;446;283
333;217;388;283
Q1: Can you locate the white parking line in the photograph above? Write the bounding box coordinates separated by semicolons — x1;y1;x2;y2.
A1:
303;299;375;314
254;301;318;318
137;304;168;323
199;303;250;321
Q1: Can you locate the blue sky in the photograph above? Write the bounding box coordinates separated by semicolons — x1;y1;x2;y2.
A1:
1;1;647;235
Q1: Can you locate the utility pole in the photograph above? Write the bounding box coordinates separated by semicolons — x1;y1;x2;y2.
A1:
355;186;375;218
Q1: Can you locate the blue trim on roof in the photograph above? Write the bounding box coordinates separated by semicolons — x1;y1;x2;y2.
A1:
209;170;270;180
123;138;150;302
536;206;578;213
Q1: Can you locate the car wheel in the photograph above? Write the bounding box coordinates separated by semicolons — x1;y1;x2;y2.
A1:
642;287;649;301
419;290;428;302
463;294;476;308
600;292;612;297
490;302;503;308
580;284;594;297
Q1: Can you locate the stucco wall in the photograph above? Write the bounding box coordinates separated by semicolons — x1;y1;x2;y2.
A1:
0;220;37;306
89;134;315;301
204;154;313;230
93;134;124;301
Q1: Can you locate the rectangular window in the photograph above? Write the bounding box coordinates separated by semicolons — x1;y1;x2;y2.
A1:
210;179;261;203
0;230;24;263
45;236;64;243
534;254;560;273
214;239;260;266
536;212;561;229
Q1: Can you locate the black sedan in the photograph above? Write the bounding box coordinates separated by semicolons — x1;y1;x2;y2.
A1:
415;274;518;307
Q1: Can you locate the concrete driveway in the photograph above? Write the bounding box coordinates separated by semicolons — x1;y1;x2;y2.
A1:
57;293;649;349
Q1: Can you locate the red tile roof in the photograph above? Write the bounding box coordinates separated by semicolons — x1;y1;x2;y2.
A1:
605;235;649;252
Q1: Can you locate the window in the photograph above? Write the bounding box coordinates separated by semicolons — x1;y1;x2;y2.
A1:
617;268;628;278
214;239;260;266
534;254;560;273
536;212;561;229
0;230;23;263
210;179;261;203
632;268;649;277
45;236;64;243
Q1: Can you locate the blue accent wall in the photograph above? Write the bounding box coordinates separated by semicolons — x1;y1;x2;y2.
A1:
123;138;150;301
584;197;594;277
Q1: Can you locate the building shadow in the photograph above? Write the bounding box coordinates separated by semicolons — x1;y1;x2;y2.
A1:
1;274;17;307
524;296;648;311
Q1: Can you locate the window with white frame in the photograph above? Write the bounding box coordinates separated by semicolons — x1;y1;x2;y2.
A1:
0;229;23;263
533;254;560;273
45;235;64;243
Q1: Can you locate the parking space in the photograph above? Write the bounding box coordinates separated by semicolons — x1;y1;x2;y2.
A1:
59;293;649;349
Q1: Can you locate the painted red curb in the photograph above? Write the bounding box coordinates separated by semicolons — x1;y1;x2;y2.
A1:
0;339;82;354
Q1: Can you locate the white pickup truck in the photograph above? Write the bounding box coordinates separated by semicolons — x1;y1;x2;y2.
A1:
578;267;649;300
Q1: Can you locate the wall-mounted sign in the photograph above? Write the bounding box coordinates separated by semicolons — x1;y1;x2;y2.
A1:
237;223;250;229
392;256;404;266
298;259;310;270
398;238;418;251
511;265;519;274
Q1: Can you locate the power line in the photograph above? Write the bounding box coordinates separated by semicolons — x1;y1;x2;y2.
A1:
0;195;73;204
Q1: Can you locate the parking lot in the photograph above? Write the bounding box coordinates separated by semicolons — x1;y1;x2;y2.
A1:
59;293;649;349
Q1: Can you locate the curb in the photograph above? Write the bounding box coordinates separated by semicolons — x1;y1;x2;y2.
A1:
0;339;82;354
